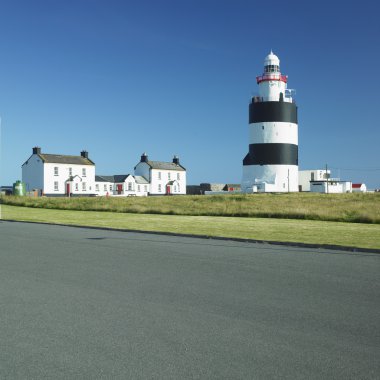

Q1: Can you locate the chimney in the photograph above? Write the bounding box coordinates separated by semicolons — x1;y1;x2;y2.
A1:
33;147;41;155
173;155;179;165
141;152;148;162
81;150;89;159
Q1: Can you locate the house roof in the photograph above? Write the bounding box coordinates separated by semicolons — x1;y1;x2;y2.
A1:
144;160;186;171
134;176;149;184
37;153;95;166
224;184;241;188
352;183;363;188
167;180;180;185
95;174;132;183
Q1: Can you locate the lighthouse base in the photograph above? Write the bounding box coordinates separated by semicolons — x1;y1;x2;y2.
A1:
241;164;299;193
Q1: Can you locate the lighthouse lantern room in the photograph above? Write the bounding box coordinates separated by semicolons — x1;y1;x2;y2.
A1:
241;51;299;192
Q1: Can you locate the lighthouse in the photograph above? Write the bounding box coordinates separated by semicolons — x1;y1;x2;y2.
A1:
241;51;298;192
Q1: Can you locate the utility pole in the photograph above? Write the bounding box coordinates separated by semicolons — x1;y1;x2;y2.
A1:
325;163;329;194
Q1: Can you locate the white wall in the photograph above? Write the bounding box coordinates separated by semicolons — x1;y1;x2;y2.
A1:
310;181;352;193
150;169;186;195
298;170;331;192
134;181;149;196
258;78;288;102
95;181;114;196
242;164;299;193
95;176;149;197
249;122;298;145
44;163;95;195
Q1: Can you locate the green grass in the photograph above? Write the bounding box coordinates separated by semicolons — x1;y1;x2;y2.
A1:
2;205;380;250
1;192;380;223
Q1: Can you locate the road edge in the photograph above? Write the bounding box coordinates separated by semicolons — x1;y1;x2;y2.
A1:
2;218;380;254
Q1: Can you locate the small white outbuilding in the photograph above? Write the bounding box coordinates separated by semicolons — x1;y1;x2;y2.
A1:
352;183;367;192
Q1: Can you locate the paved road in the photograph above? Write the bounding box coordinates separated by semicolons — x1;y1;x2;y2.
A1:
0;221;379;379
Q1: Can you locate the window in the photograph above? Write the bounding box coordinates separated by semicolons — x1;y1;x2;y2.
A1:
137;185;141;192
104;184;107;191
82;182;86;191
174;185;177;192
144;185;147;192
54;167;59;176
68;167;72;176
95;184;99;191
264;65;279;73
128;182;133;191
178;184;180;193
168;172;171;180
54;181;59;191
75;183;79;191
177;173;180;180
109;185;113;191
82;168;86;177
158;184;162;192
262;125;264;130
158;172;161;180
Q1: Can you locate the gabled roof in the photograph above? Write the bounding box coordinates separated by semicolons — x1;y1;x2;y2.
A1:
37;153;94;166
167;180;179;185
95;174;132;183
144;160;186;171
224;184;241;188
134;176;149;184
352;183;363;188
95;175;115;183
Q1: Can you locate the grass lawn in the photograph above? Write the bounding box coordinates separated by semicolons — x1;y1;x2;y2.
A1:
2;192;380;223
2;205;380;250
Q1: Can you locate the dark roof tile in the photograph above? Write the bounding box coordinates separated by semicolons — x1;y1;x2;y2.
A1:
38;154;95;165
145;160;186;171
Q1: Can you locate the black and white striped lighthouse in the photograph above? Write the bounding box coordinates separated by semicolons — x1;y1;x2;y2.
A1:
241;51;298;192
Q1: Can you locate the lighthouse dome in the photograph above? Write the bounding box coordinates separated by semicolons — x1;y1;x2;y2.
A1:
264;50;280;66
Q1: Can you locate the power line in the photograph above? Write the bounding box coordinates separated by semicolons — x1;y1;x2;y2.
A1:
329;167;380;172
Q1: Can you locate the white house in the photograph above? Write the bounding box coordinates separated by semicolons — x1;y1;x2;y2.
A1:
95;174;149;196
134;153;186;195
298;169;331;192
22;147;96;196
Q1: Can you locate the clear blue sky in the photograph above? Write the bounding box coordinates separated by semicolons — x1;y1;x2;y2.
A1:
1;0;379;188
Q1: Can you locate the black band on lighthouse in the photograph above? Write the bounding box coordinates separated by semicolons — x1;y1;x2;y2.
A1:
243;143;298;166
249;101;297;124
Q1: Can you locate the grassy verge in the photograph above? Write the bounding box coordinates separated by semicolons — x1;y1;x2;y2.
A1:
2;205;380;250
2;193;380;223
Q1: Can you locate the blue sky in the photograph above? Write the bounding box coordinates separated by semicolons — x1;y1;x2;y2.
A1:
1;0;379;188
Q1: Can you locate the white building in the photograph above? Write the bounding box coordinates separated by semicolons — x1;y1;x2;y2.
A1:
134;153;186;195
310;180;352;193
242;51;299;193
95;174;149;196
22;147;96;196
352;183;367;192
299;169;331;192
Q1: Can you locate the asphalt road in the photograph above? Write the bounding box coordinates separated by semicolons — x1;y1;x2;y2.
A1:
0;221;379;379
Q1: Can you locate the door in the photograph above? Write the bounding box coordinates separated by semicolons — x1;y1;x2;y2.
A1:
166;185;171;195
117;184;123;194
66;183;71;196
